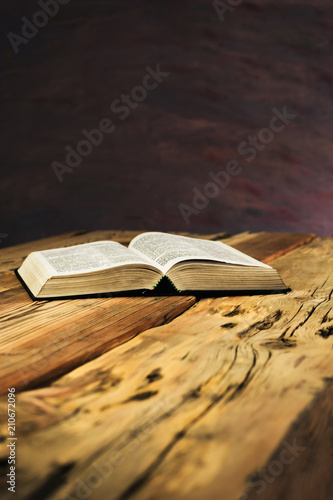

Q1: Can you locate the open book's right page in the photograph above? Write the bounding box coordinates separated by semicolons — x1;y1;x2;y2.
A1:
129;232;271;274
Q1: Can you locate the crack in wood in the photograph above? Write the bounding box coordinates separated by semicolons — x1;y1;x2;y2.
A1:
3;232;332;500
237;310;282;338
220;322;236;329
285;277;331;339
145;368;163;383
117;346;260;500
321;308;331;324
224;305;244;317
226;346;258;400
24;462;75;500
126;391;159;402
279;303;304;338
288;301;325;338
261;338;297;349
316;325;333;339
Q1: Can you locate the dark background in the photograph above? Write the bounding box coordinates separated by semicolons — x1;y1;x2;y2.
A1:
1;0;332;248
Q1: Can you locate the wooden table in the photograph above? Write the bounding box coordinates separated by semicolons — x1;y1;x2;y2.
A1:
0;230;332;500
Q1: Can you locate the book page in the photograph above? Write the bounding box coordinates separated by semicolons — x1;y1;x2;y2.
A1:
129;232;271;273
38;241;157;275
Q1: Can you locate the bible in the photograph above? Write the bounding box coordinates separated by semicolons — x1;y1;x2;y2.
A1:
17;232;287;298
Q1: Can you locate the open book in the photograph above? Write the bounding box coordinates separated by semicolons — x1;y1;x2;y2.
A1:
17;232;287;298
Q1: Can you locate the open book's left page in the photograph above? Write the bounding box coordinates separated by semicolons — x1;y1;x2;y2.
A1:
35;241;156;275
17;240;163;298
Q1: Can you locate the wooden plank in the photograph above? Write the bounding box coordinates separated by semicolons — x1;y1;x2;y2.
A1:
0;230;229;394
227;232;315;263
1;237;331;500
0;272;32;314
0;231;314;396
243;381;333;500
0;295;195;395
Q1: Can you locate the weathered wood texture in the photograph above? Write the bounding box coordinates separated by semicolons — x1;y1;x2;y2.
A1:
243;381;333;500
0;232;332;500
229;232;315;264
0;230;227;394
0;294;196;394
0;230;309;395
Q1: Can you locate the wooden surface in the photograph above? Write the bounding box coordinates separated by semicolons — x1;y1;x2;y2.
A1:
0;230;332;500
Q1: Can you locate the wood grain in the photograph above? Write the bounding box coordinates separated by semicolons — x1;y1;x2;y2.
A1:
0;229;229;394
0;236;331;500
228;232;315;264
0;230;309;395
0;295;195;394
243;381;333;500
